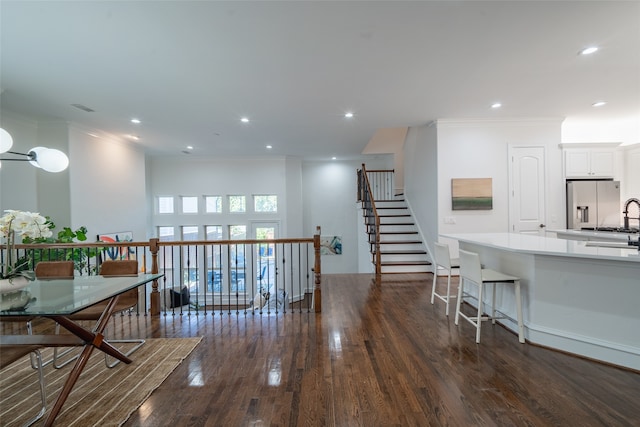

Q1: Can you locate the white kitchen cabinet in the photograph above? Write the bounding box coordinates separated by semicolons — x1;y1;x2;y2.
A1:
564;147;616;178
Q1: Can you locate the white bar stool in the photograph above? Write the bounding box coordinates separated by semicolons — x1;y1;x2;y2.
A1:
430;242;460;316
454;249;524;344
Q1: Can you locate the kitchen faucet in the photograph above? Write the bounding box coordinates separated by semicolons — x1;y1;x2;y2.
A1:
622;198;640;230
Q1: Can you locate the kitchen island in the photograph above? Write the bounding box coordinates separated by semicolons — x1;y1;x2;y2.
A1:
549;228;638;242
441;232;640;371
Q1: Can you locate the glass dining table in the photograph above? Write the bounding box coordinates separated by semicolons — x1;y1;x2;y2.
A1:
0;273;163;427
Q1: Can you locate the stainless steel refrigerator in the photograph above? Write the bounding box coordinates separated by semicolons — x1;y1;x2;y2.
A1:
566;180;621;229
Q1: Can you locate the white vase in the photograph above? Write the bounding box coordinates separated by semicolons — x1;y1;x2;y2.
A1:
0;276;31;293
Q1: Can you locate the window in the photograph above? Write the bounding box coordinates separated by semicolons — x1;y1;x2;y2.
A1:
158;226;175;241
182;196;198;213
229;225;246;292
158;226;176;288
254;195;277;212
205;225;223;240
181;225;199;240
228;195;246;213
182;226;199;292
205;196;222;213
158;196;174;214
205;225;223;292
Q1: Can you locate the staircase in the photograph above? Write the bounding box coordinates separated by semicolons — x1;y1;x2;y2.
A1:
364;197;431;274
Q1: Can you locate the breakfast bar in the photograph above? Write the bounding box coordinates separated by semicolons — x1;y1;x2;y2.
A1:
441;233;640;371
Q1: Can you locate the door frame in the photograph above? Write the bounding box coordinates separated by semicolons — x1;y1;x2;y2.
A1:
508;145;547;235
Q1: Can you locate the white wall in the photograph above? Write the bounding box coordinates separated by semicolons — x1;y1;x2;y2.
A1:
0;113;148;243
302;156;391;274
0;113;72;231
404;123;438;258
622;145;640;227
147;156;290;239
405;118;564;253
68;125;148;241
0;111;40;214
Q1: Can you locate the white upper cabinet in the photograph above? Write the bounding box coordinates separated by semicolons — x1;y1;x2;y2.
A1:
563;144;620;178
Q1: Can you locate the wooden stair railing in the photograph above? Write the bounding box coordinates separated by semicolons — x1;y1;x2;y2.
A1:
5;230;323;315
358;164;382;278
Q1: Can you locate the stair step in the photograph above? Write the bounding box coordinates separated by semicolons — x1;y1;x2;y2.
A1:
377;240;423;245
380;260;432;266
369;231;418;235
377;250;427;255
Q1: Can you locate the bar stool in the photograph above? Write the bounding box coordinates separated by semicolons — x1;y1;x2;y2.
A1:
430;242;460;316
454;249;524;344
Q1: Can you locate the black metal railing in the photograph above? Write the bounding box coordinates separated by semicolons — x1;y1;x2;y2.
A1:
1;228;322;316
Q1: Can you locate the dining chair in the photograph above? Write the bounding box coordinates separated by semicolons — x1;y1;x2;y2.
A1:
0;345;47;426
454;249;524;344
1;261;75;369
430;242;460;316
34;261;74;279
53;259;144;368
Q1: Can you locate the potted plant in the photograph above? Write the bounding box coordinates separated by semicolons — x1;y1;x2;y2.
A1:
0;210;53;292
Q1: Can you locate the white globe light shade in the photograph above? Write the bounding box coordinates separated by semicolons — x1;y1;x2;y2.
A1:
37;148;69;172
28;146;47;168
0;128;14;153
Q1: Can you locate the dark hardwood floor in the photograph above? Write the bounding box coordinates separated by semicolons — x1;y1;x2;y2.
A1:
8;273;640;426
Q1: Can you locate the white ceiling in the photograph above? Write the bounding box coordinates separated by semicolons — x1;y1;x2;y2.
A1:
1;1;639;159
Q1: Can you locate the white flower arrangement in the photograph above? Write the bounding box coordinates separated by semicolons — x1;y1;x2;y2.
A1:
1;210;53;281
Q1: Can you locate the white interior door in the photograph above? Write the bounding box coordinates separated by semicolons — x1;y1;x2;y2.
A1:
509;146;546;235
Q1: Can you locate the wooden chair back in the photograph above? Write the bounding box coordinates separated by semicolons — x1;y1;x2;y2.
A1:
35;261;74;279
100;260;139;309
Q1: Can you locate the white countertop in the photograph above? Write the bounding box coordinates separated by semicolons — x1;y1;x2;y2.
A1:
442;232;640;263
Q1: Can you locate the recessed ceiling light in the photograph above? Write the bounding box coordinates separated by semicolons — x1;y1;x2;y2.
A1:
579;46;599;55
344;112;354;118
266;145;273;149
240;117;250;123
87;133;99;138
491;102;502;109
186;145;193;150
592;101;607;107
131;118;141;124
332;156;337;160
127;135;140;141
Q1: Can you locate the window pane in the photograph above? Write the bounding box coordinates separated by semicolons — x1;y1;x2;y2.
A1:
205;196;222;213
181;226;199;293
158;226;175;241
254;195;277;212
205;225;223;240
255;227;275;291
205;226;223;292
228;195;246;213
158;226;175;288
229;225;246;239
182;226;198;240
158;196;174;214
229;225;246;292
182;196;198;213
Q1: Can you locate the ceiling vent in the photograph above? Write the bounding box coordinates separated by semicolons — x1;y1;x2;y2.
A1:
71;103;95;113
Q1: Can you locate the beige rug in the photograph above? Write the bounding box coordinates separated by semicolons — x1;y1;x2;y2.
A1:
0;337;202;427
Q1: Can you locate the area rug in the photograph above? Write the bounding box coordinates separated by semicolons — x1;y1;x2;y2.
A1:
0;337;202;427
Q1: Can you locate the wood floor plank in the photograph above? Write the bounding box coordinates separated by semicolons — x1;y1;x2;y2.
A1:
4;273;639;426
